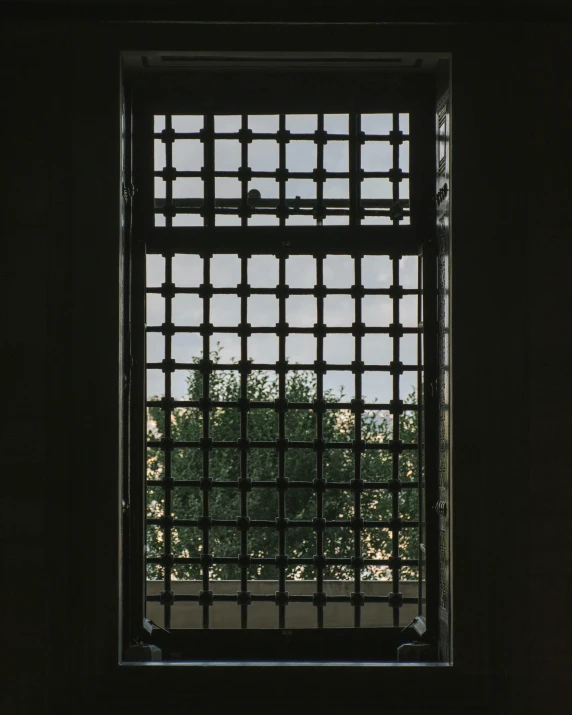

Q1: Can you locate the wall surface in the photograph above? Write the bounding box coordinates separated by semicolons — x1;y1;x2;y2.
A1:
1;10;571;715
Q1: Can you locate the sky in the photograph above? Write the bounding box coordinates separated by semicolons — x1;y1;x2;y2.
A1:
147;113;420;406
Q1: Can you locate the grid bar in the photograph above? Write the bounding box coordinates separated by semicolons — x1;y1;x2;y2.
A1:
316;255;325;627
278;253;287;628
162;252;173;628
146;226;421;257
201;255;212;628
240;254;249;627
391;254;401;626
417;254;424;615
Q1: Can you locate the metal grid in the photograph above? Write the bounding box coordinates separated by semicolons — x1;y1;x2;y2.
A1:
153;112;410;227
143;112;424;631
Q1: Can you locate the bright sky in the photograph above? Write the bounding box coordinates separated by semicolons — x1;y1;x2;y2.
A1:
148;114;419;405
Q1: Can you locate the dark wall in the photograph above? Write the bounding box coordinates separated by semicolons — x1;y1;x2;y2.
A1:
1;14;571;715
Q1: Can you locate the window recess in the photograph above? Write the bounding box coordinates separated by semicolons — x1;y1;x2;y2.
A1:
124;69;443;662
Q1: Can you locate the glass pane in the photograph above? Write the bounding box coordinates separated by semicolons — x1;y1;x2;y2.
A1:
323;256;353;288
324;295;354;326
146;255;165;287
361;114;393;135
361;178;393;199
211;295;241;327
215;115;241;133
249;255;279;287
250;140;279;172
324;114;348;134
323;334;354;365
287;335;316;364
248;115;279;133
215;140;241;171
287;256;315;288
211;255;241;287
363;256;392;288
174;171;202;200
172;294;202;325
287;141;316;172
287;296;316;327
361;142;393;173
172;115;202;133
362;371;393;404
248;334;279;364
172;255;203;288
287;114;317;133
172;140;203;172
248;295;279;327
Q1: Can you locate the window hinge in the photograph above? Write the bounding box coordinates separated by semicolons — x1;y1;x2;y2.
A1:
122;183;137;203
433;182;448;206
123;355;133;389
122;499;129;517
429;380;436;398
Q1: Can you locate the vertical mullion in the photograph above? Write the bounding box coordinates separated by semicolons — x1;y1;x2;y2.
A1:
241;114;248;228
201;255;211;628
279;114;286;227
391;256;401;627
165;115;173;229
422;231;440;638
204;113;215;228
350;113;362;626
240;118;250;629
392;111;400;226
239;115;250;627
317;114;324;227
240;255;249;628
353;255;363;628
278;255;287;629
131;95;150;647
163;253;173;629
417;254;425;615
349;113;361;227
315;256;325;628
201;112;214;627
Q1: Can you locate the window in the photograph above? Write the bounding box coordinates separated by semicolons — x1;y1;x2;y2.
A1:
123;62;447;662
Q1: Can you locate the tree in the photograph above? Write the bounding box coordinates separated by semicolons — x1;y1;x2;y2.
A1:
147;348;420;581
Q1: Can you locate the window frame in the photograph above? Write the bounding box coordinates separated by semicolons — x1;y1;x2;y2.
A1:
55;18;513;709
123;64;442;663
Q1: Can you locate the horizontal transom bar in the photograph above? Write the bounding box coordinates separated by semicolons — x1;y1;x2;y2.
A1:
144;226;422;255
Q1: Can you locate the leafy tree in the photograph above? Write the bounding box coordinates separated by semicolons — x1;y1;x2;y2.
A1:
147;348;420;581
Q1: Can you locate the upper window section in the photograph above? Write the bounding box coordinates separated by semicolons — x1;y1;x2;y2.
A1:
153;113;410;228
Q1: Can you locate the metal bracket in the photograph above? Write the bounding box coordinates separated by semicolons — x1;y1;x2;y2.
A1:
401;614;427;637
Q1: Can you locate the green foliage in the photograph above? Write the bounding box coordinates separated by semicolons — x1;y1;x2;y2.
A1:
147;349;420;581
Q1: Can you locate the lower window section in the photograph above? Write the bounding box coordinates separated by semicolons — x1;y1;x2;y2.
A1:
146;579;422;630
144;251;425;633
